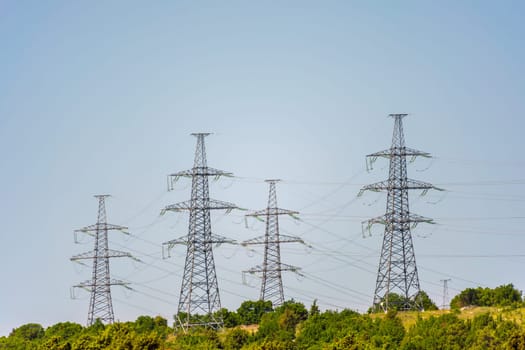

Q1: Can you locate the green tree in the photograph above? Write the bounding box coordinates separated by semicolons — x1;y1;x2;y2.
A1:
493;284;522;307
214;308;240;328
237;300;273;325
222;328;250;350
44;322;82;340
134;316;156;334
132;333;162;350
167;328;221;350
9;324;45;341
257;301;308;342
451;284;523;309
295;309;364;349
451;287;480;309
308;300;320;317
417;291;438;311
401;313;469;350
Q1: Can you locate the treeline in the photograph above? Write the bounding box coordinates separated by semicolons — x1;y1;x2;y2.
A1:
451;284;523;309
2;284;525;350
0;316;168;350
3;305;525;349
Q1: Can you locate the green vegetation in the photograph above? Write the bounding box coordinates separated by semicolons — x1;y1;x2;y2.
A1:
368;291;439;313
451;284;522;309
2;285;525;349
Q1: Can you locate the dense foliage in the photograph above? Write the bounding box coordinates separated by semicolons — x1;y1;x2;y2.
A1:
3;290;525;349
369;291;438;313
451;284;523;309
0;316;168;350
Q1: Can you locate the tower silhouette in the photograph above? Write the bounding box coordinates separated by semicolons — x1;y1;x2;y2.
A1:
242;180;302;307
360;114;441;311
162;133;237;330
441;278;451;310
71;195;132;325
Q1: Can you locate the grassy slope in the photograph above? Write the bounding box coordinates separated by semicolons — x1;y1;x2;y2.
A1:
370;307;525;329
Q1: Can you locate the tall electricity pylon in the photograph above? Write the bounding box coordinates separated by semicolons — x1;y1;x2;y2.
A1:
441;278;451;310
162;133;237;330
360;114;441;311
71;195;132;326
242;180;302;308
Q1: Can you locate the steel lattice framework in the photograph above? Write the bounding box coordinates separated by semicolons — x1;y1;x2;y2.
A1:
162;133;237;330
360;114;441;311
441;278;451;310
242;180;302;307
71;195;132;326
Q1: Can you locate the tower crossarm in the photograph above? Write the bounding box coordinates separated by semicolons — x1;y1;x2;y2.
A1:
241;234;303;246
164;234;236;247
359;179;442;195
244;263;301;274
364;213;434;228
169;167;233;179
366;147;431;159
246;208;299;218
161;199;237;213
70;249;134;261
73;279;129;290
75;223;128;233
70;251;97;261
162;235;187;247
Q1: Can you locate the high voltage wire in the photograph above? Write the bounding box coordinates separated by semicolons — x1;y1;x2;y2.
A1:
239;239;375;306
231;174;525;188
109;220;376;312
106;204;498;316
106;226;481;317
113;297;163;317
121;190;169;225
281;247;525;261
72;151;525;319
434;226;525;237
435;157;525;168
418;265;485;289
243;212;480;301
273;210;471;302
436;180;525;186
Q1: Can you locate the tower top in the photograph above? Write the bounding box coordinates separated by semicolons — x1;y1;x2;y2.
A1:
388;113;408;118
94;194;111;199
191;132;212;137
265;179;281;184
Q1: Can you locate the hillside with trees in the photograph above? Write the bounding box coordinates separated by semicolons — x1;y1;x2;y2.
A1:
3;285;525;350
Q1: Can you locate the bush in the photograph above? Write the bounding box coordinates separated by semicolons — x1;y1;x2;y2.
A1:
450;284;523;309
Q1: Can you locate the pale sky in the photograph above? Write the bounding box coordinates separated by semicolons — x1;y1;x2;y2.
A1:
1;1;525;336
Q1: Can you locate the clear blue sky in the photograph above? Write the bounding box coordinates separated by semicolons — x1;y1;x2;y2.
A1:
1;1;524;335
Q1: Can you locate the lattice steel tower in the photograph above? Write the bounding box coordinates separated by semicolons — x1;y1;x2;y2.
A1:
71;195;132;325
441;278;451;310
242;180;302;307
360;114;440;311
162;133;237;330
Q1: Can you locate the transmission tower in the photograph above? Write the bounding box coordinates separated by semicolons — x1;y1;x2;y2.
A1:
71;195;133;326
441;278;451;310
360;114;441;312
162;133;237;330
242;180;302;308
